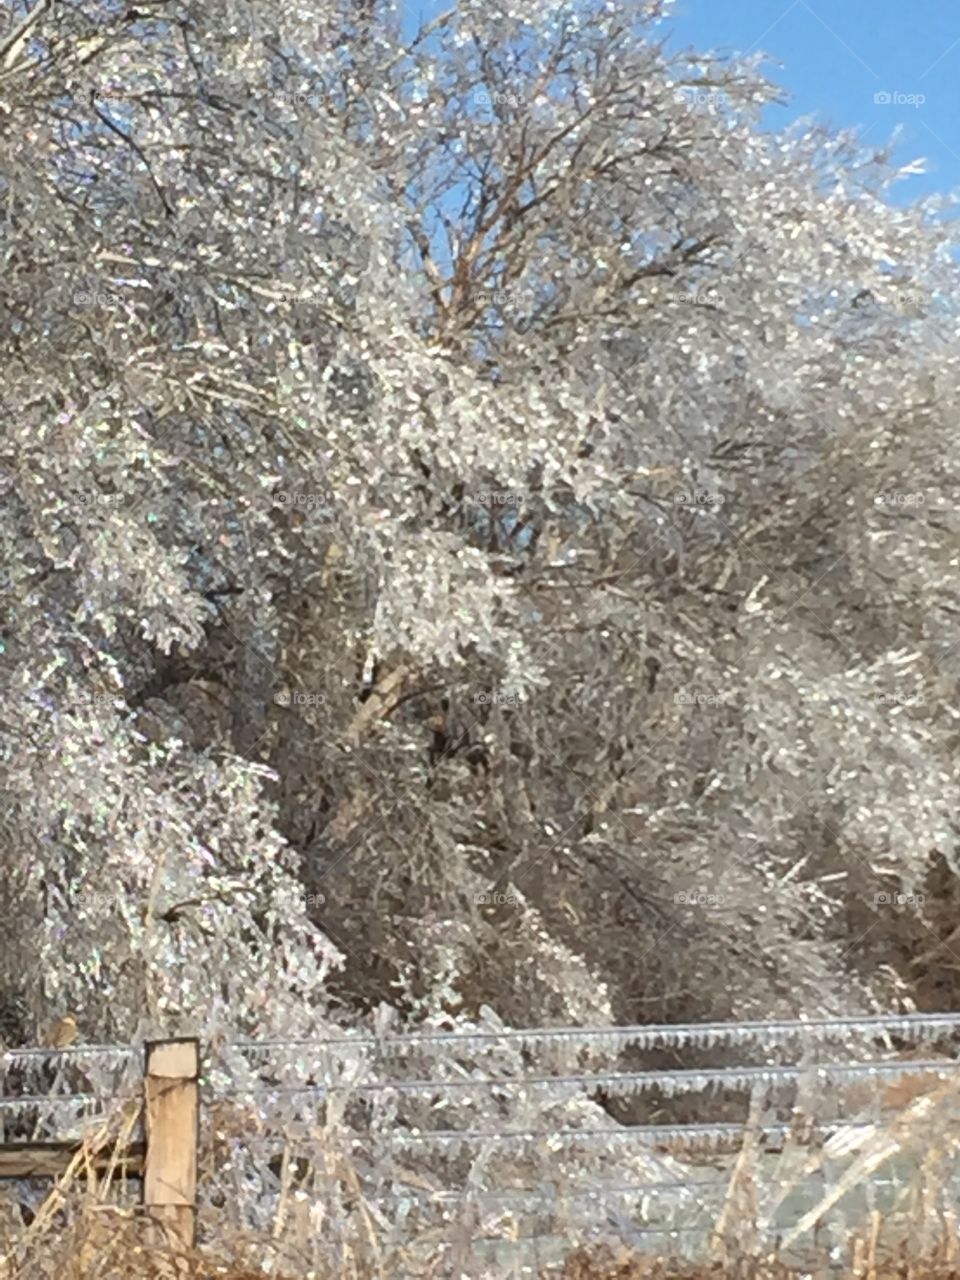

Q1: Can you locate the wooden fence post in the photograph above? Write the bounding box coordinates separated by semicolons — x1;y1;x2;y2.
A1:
143;1037;199;1251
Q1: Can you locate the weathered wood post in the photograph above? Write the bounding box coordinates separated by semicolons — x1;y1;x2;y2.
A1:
143;1037;199;1251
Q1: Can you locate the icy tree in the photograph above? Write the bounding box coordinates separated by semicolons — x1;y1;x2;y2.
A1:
0;0;959;1054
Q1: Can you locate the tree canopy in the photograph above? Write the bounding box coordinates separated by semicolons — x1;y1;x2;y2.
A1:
2;0;960;1049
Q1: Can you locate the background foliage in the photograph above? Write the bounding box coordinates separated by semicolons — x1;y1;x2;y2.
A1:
1;0;959;1053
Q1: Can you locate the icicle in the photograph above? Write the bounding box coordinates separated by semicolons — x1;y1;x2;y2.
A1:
222;1009;960;1064
0;1092;102;1113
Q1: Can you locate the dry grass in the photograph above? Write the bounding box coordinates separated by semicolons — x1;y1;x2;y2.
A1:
7;1225;960;1280
561;1247;960;1279
5;1080;960;1280
4;1210;960;1280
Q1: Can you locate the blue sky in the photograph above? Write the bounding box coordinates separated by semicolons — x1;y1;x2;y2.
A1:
400;0;960;205
664;0;960;203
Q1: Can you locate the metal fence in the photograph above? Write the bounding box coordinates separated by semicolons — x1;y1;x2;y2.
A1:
3;1010;960;1274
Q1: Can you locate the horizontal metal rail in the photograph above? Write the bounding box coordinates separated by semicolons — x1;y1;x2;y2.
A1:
222;1010;960;1057
214;1057;960;1101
